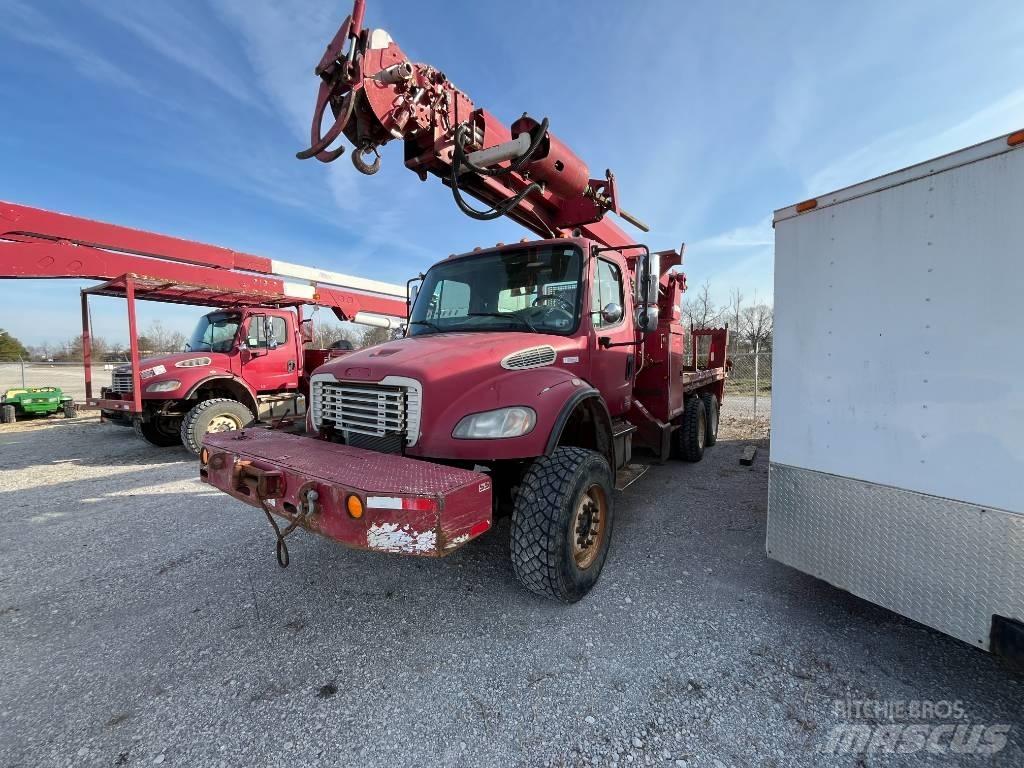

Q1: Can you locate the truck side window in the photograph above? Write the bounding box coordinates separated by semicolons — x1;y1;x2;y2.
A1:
592;258;623;328
247;316;287;348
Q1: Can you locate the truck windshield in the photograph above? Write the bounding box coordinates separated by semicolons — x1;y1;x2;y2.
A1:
408;245;583;336
185;312;241;352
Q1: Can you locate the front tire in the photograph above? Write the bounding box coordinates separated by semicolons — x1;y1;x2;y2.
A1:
1;404;15;423
510;447;615;603
134;416;182;447
63;401;77;419
180;398;255;455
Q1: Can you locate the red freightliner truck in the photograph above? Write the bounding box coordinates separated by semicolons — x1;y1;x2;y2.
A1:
0;201;407;453
200;0;729;601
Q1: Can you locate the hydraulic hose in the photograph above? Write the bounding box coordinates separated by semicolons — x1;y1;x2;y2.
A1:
458;117;549;177
448;119;549;221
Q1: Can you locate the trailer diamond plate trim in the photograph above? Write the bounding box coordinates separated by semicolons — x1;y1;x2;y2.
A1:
767;462;1024;651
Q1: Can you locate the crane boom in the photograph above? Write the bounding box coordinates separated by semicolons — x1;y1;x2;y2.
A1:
297;0;647;250
0;201;406;321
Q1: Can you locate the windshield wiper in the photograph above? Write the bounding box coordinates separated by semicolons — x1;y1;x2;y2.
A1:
466;312;539;333
409;319;444;334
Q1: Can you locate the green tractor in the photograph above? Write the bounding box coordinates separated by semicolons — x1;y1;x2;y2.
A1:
0;387;77;423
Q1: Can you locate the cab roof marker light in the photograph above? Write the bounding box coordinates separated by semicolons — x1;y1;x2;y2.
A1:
795;199;818;213
1008;130;1024;147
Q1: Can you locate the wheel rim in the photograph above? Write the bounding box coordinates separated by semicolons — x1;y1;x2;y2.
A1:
571;484;608;570
207;413;242;433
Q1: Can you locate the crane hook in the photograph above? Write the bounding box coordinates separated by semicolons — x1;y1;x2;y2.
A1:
351;141;381;175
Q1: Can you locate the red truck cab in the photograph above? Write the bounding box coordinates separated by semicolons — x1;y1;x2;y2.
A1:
103;307;349;453
202;237;728;601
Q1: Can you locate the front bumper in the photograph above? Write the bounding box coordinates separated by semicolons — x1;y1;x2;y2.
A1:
201;429;493;557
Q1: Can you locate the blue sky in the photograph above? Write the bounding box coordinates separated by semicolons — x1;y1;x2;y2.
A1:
2;0;1023;347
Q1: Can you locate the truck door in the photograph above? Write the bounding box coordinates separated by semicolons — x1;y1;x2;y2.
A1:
588;256;634;416
239;312;299;392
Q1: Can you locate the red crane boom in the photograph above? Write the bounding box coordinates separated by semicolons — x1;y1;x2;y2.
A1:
296;0;648;250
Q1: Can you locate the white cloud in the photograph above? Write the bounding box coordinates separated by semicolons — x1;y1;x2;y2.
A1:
689;216;774;251
2;1;149;97
807;87;1024;195
84;0;264;108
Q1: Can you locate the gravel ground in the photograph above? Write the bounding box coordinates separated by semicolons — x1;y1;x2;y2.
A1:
0;414;1019;768
721;396;770;428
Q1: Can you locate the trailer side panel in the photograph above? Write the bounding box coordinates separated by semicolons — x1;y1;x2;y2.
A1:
768;137;1024;651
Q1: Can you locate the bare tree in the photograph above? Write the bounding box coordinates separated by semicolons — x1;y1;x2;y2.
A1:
681;281;722;331
143;320;187;353
727;287;744;348
740;302;774;352
359;325;392;348
55;334;109;361
312;321;361;350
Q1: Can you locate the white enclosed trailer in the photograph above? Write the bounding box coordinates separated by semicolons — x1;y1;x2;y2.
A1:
768;130;1024;664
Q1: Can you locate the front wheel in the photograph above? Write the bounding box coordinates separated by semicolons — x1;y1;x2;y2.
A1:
510;447;615;603
1;404;15;424
63;401;77;419
180;398;255;455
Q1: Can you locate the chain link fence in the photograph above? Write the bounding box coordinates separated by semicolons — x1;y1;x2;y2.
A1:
725;351;772;421
3;352;775;423
0;359;121;402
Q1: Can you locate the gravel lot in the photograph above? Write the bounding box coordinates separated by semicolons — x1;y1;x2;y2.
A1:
0;414;1019;768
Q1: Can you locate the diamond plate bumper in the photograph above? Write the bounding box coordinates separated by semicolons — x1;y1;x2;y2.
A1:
201;429;492;556
767;462;1024;652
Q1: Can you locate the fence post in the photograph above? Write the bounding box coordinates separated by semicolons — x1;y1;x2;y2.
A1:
753;343;760;419
20;357;26;388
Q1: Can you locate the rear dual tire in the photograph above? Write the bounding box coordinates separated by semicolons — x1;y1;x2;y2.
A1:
673;392;719;462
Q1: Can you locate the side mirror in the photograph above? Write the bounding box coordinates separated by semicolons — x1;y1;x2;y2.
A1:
407;274;423;315
646;252;661;305
601;302;623;325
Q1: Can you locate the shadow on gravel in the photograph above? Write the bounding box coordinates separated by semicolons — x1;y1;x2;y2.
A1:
0;418;191;471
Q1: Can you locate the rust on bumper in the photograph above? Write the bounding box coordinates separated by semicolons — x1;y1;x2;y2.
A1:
201;429;492;556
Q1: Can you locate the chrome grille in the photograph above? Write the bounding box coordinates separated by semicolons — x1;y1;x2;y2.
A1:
314;382;409;440
110;370;133;393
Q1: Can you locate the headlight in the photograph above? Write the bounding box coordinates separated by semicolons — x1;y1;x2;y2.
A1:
145;380;181;393
452;407;536;439
175;357;211;368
